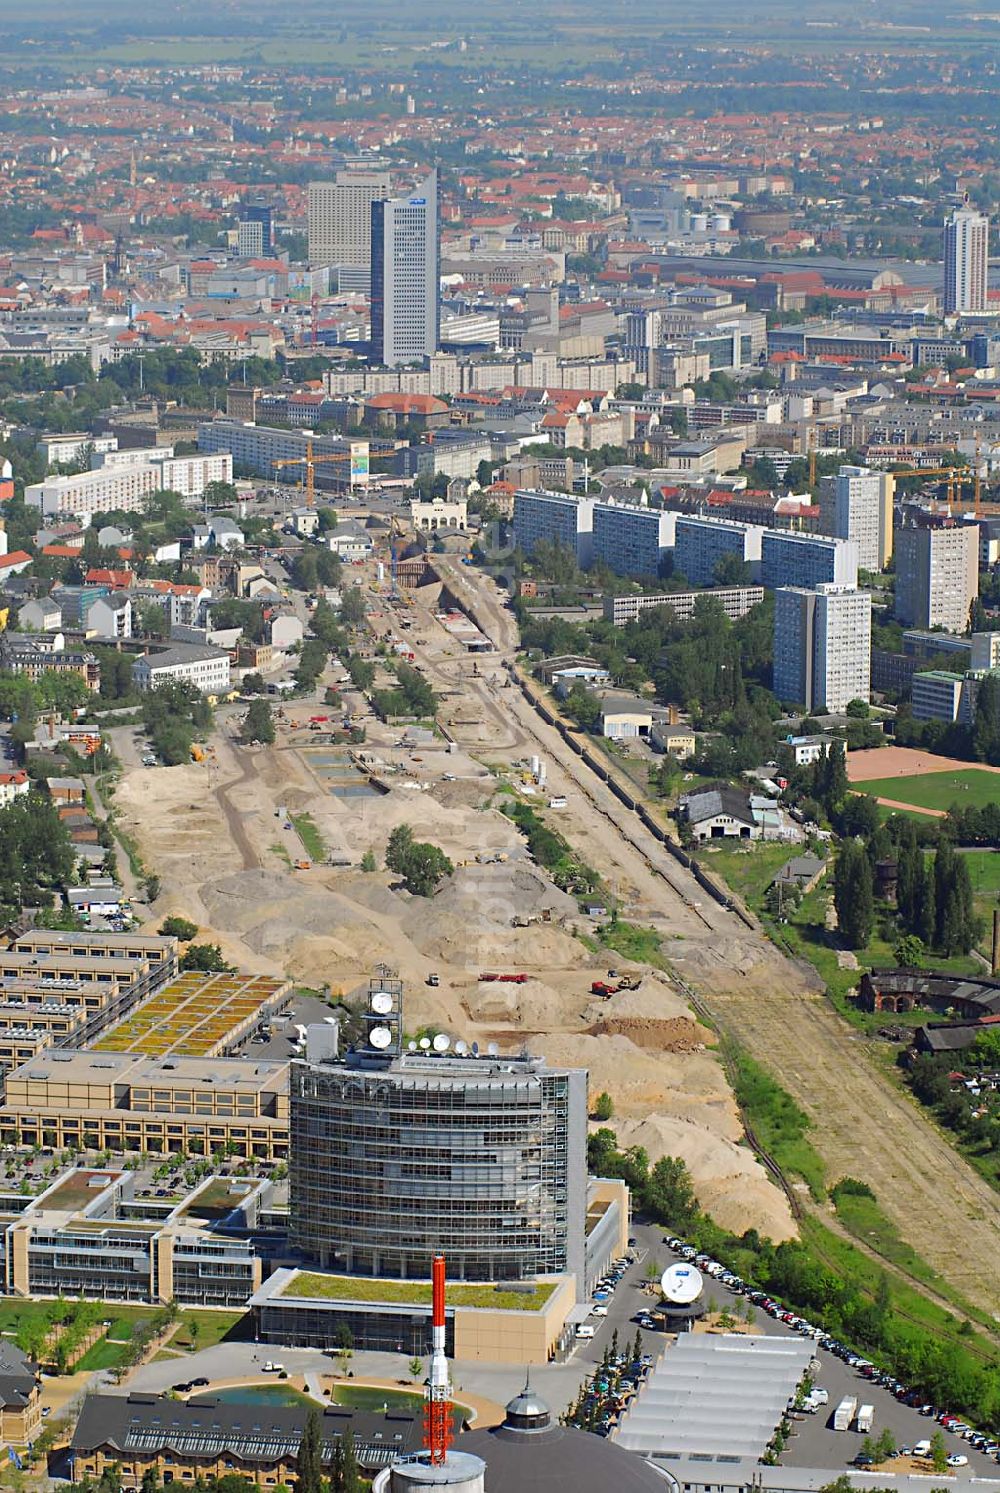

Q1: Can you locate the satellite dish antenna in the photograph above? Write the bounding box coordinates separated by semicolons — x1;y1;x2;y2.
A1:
408;1040;418;1052
369;1026;393;1051
371;991;393;1016
660;1263;703;1306
419;1036;432;1050
432;1032;451;1053
471;1042;480;1056
487;1042;499;1056
455;1040;468;1055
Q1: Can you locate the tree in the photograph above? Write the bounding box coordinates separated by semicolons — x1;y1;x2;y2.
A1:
562;684;602;732
593;1091;614;1121
713;551;752;586
408;1357;423;1381
929;1431;948;1474
875;1427;897;1462
643;1156;700;1233
180;943;230;973
243;672;266;695
385;823;453;896
241;699;275;745
338;1430;360;1493
893;933;924;967
296;1408;324;1493
360;849;377;872
159;916;198;942
933;841;977;955
138;602;169;640
834;839;874;948
339;587;366;626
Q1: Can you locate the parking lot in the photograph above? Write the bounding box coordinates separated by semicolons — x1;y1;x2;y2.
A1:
572;1220;1000;1474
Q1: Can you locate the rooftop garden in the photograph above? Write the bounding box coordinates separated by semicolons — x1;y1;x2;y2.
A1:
284;1272;556;1312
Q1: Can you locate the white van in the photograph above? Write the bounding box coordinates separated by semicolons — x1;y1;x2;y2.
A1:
576;1324;596;1340
913;1441;932;1458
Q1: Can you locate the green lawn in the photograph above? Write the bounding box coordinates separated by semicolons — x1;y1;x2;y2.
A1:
287;1273;555;1311
855;768;1000;814
700;842;798;904
291;812;325;862
172;1310;247;1351
596;921;668;969
74;1337;130;1372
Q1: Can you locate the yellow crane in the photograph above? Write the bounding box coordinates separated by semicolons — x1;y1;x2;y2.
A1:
272;439;348;507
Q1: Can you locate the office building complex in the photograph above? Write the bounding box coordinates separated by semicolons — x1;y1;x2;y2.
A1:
833;465;894;571
513;490;595;566
237;202;274;259
760;531;858;591
590;504;676;578
895;518;979;633
307;170;391;268
673;515;764;587
774;584;871;712
371;170;439;367
289;978;588;1286
943;204;989;315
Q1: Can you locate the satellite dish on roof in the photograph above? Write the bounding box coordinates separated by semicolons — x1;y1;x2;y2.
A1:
455;1040;469;1055
432;1032;451;1053
419;1036;432;1050
408;1040;418;1052
660;1263;703;1306
371;991;393;1016
487;1042;499;1056
471;1041;480;1056
369;1026;393;1051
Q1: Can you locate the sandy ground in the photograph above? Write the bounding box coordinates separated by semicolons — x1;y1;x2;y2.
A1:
847;745;1000;782
112;597;796;1243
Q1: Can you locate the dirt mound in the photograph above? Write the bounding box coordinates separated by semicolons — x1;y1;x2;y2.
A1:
588;1016;709;1053
581;976;697;1026
612;1114;797;1244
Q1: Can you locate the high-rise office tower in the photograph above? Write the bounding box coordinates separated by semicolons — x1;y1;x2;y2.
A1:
289;971;588;1286
895;517;979;633
307;170;392;267
943;204;989;315
833;465;894;572
371;170;439;368
237;201;274;259
774;583;871;713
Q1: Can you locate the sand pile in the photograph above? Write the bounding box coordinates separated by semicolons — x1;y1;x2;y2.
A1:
588;1016;709;1053
464;977;582;1030
612;1114;797;1243
581;976;697;1026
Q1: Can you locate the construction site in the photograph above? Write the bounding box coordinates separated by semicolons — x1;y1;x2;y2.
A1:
105;541;1000;1318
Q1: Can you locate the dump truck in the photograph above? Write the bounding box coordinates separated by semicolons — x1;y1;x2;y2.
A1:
293;859;311;871
190;743;205;762
833;1397;858;1432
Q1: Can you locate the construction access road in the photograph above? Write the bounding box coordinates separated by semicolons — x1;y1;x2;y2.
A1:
433;559;1000;1321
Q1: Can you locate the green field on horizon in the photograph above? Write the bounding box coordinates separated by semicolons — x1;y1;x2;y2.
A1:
853;768;1000;815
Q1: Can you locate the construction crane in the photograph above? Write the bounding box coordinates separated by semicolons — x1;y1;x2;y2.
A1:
272;440;346;508
888;464;984;515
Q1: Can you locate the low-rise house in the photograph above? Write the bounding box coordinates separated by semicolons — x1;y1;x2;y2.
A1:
650;722;698;759
0;1342;41;1445
132;643;231;697
0;770;29;808
289;506;319;537
325;524;374;562
772;852;827;895
17;597;62;632
782;733;837;767
45;775;86;805
269;613;304;650
87;592;133;640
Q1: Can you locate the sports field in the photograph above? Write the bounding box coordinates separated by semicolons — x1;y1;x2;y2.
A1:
856;767;1000;815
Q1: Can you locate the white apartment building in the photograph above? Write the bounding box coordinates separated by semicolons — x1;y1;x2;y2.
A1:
832;465;894;572
895;521;979;634
25;466;160;523
513;490;595;567
36;433;117;470
943;205;989;315
96;445;176;469
774;584;871;713
131;644;231;696
673;515;764;587
94;447;232;499
197;420;369;489
307;170;391;268
603;585;765;626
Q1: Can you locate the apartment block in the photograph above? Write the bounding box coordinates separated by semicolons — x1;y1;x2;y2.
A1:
24;454;232;522
513;490;595;566
895;520;979;634
603;585;765;626
197;419;369;489
673;515;764;587
911;670;973;724
131;643;231;696
832;465;894;571
760;531;858;591
774;584;871;713
590;504;676;578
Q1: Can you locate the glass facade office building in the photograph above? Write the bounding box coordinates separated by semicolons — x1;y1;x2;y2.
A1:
290;1051;587;1285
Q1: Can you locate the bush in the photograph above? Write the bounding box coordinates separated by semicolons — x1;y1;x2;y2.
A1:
159;917;198;942
831;1177;877;1203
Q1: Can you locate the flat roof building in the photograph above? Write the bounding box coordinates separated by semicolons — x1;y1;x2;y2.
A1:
513;489;595;567
774;584;871;713
760;530;858;591
895;518;979;634
673;515;764;587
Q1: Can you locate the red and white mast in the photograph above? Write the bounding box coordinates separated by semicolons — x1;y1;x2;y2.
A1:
424;1253;454;1466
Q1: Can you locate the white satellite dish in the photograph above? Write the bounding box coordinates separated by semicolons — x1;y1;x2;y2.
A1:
419;1036;432;1050
455;1040;469;1055
487;1042;499;1056
660;1263;703;1306
432;1032;451;1053
371;991;393;1016
369;1026;393;1050
408;1040;418;1052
